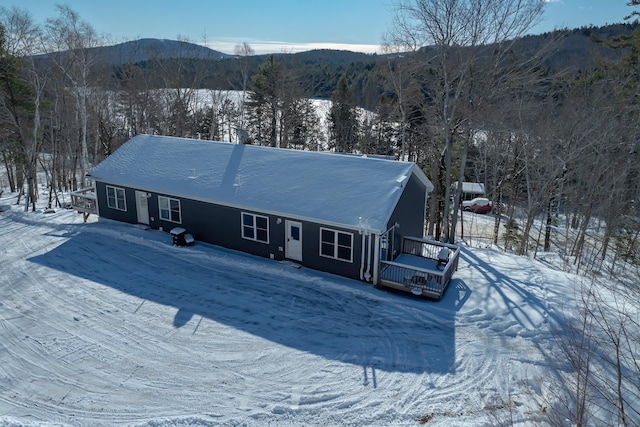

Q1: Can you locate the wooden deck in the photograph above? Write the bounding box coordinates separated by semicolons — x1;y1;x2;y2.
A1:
70;187;97;222
378;237;460;299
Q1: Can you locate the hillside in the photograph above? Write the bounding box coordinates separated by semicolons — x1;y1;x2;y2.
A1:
89;22;636;70
96;38;231;65
96;22;637;106
0;189;637;426
36;38;230;66
512;22;639;71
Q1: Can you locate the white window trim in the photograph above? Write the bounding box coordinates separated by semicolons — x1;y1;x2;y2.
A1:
319;227;353;263
241;212;269;244
158;196;182;224
106;185;127;211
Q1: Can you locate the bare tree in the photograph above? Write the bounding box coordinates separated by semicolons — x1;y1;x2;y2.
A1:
549;281;598;427
233;42;255;130
389;0;545;242
44;5;102;188
380;40;425;161
551;275;640;426
0;7;45;211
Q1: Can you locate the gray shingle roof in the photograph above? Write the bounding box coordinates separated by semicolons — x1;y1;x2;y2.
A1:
88;134;432;232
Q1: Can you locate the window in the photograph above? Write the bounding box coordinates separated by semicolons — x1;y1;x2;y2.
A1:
158;196;181;223
241;212;269;243
106;186;126;211
320;228;353;262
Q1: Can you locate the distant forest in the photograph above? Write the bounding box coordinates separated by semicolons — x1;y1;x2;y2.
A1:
98;22;638;109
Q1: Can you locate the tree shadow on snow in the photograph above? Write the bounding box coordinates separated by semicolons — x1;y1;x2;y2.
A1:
459;246;562;330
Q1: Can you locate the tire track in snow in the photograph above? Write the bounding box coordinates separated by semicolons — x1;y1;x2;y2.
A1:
0;206;556;426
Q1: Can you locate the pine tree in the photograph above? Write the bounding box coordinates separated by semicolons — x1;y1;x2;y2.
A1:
248;55;284;147
328;75;358;153
0;22;39;210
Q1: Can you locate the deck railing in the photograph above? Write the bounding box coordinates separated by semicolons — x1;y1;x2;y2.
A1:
70;187;97;221
378;237;460;299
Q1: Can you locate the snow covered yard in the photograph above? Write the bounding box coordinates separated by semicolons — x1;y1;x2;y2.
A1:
0;192;633;426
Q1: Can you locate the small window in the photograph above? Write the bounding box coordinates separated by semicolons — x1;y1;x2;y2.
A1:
106;186;126;211
159;196;181;223
320;228;353;262
290;225;300;241
241;212;269;244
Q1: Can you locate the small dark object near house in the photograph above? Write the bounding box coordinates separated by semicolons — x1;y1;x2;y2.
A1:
170;227;187;246
184;233;195;246
410;274;428;285
437;248;450;270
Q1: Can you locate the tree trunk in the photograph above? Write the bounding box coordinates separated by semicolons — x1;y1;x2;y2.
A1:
519;210;536;256
78;87;89;188
427;159;439;238
449;136;469;243
493;183;503;245
2;151;16;192
544;198;553;252
442;129;453;243
572;203;593;270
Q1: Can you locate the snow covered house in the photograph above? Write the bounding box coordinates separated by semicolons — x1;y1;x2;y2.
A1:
80;134;459;298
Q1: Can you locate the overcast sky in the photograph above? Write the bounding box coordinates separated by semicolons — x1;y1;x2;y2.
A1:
8;0;636;54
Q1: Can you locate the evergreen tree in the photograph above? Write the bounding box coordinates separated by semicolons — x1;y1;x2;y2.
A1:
0;21;39;210
248;55;284;147
328;75;358;153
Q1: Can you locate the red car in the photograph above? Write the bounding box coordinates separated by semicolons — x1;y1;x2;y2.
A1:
461;197;492;214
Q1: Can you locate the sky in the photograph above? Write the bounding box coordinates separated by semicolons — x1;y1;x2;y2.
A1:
6;0;637;54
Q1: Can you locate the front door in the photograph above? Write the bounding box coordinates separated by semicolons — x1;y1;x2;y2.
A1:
285;220;302;261
135;191;149;225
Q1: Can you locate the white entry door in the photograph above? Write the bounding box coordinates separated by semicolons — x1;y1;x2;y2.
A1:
285;220;303;261
135;191;149;225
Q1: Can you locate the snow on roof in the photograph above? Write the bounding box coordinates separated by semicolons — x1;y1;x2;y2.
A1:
455;181;485;194
88;134;433;232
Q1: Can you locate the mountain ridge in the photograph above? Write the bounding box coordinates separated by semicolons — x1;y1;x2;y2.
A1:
35;22;639;108
90;37;231;65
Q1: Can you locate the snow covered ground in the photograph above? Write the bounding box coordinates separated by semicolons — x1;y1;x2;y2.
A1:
0;192;627;426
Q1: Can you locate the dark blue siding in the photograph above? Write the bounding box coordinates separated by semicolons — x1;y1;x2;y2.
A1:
300;221;364;281
95;182;138;224
95;180;389;283
148;195;286;260
387;174;427;255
